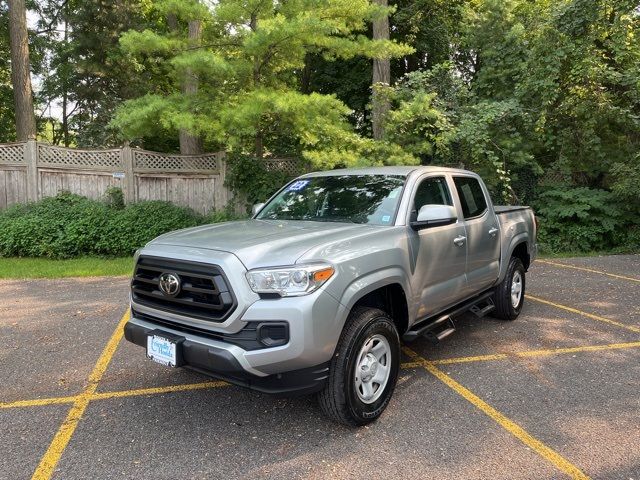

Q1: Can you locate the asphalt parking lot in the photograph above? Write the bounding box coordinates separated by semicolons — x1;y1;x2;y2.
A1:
1;255;639;480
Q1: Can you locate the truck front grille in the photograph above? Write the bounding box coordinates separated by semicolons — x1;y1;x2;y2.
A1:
131;256;236;321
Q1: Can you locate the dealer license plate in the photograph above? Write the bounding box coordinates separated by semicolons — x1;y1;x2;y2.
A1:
146;334;178;367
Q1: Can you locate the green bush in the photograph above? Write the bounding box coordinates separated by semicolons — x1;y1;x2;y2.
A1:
533;187;630;253
0;191;240;259
97;201;203;256
226;154;294;211
0;192;111;258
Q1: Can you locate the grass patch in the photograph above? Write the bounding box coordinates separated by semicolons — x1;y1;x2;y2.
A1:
0;256;133;279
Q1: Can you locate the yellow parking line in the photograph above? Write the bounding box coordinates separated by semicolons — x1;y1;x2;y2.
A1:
31;309;130;480
433;353;509;364
4;341;640;412
538;260;640;284
91;380;229;401
526;295;640;333
434;341;640;365
403;347;590;480
0;395;78;410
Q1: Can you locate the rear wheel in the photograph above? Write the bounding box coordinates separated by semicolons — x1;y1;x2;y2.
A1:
492;257;526;320
317;307;400;426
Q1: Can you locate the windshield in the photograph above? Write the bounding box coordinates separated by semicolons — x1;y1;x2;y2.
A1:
256;174;406;225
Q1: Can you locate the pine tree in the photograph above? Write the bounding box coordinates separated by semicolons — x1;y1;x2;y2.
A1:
113;0;415;167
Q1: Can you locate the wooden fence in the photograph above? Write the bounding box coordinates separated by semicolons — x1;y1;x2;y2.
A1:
0;141;307;215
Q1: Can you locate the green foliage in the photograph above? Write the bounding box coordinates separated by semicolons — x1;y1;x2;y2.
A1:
534;187;628;253
104;186;125;210
0;191;239;259
34;0;161;147
0;192;112;258
97;200;202;256
0;5;15;141
225;154;292;210
113;0;415;167
384;91;454;162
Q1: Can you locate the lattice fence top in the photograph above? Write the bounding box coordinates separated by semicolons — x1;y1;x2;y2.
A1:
133;149;221;172
38;143;122;169
0;142;26;164
263;157;308;176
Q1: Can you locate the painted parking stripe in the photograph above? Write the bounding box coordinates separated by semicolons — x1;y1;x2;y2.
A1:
90;380;229;401
434;341;640;365
538;260;640;284
0;395;79;410
4;342;640;411
526;295;640;333
31;309;130;480
403;347;590;480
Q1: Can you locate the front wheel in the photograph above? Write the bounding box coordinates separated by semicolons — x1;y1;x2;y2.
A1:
492;257;526;320
317;307;400;426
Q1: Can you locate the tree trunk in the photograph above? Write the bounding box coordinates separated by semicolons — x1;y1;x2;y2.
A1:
371;0;390;141
249;13;264;159
179;19;204;155
61;14;70;147
7;0;37;141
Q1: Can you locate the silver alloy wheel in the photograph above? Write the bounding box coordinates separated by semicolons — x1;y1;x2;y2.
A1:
511;270;523;308
354;334;391;404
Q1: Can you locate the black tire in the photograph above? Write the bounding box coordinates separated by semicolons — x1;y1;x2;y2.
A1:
317;307;400;426
492;257;526;320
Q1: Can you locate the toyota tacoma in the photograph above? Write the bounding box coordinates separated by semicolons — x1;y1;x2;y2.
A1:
124;166;537;426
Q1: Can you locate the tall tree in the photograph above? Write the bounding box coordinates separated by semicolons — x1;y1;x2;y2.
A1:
114;0;414;167
7;0;36;140
36;0;157;147
0;4;16;141
371;0;390;140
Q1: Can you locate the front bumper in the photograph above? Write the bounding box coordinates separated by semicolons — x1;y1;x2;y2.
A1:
125;245;348;395
124;321;330;396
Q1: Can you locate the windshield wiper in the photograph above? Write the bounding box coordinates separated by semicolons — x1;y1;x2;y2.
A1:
307;216;357;224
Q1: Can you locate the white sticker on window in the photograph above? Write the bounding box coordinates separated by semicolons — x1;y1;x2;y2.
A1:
382;215;391;223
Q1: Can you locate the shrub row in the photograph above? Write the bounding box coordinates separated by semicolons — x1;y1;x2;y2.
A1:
0;191;242;259
533;187;639;254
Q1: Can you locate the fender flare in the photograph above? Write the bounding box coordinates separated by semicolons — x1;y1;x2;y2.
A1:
498;233;530;282
332;266;412;335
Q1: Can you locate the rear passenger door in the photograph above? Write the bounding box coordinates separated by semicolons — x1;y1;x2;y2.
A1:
407;175;468;318
452;175;500;294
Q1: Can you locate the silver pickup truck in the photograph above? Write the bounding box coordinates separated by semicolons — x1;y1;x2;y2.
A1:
124;166;537;425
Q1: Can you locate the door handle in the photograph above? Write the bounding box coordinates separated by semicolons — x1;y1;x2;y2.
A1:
453;235;466;247
489;227;499;237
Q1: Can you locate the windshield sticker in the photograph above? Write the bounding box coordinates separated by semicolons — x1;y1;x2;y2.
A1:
287;180;310;192
382;215;391;223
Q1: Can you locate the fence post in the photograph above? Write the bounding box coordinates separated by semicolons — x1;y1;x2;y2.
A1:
121;142;136;204
25;139;39;202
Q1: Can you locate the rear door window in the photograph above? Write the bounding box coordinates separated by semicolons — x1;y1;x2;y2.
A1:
453;176;487;219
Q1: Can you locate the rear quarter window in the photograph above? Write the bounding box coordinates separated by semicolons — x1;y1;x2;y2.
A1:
453;176;488;219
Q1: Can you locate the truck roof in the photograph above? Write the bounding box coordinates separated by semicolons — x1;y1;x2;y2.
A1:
299;165;473;178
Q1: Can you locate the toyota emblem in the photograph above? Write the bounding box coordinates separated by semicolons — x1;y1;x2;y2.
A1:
158;272;181;296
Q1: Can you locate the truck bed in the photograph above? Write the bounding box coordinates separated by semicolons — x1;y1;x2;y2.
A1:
494;205;531;214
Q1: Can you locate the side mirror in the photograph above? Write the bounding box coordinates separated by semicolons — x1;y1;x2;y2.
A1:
410;204;457;230
252;202;265;216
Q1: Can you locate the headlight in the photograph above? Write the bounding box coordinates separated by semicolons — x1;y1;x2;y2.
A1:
246;263;335;297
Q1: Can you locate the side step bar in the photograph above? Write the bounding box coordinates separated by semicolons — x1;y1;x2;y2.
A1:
403;291;495;343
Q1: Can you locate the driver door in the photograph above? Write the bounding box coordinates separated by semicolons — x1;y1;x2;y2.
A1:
407;175;467;319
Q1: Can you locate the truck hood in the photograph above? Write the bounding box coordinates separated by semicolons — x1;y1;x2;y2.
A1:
148;219;373;269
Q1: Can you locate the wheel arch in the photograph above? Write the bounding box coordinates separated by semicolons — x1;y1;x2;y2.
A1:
336;268;411;337
498;234;531;282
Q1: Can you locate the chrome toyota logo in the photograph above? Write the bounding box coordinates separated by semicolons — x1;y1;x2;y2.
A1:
158;273;181;296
